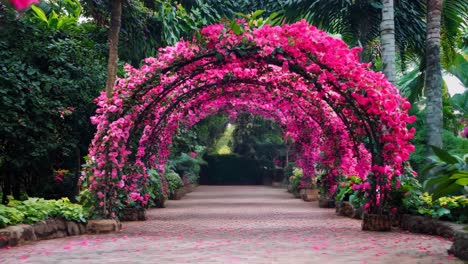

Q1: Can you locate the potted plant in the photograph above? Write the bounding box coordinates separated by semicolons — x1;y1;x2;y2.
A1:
165;170;185;200
121;192;147;221
334;176;363;216
289;167;303;198
299;175;319;202
360;174;393;231
317;171;337;208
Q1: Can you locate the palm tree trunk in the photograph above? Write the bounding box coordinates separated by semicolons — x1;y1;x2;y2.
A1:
425;0;443;149
380;0;396;84
105;0;123;99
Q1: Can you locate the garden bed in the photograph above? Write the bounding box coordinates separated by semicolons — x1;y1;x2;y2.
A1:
0;218;121;248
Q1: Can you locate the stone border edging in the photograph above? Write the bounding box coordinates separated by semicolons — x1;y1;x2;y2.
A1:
0;219;121;248
169;184;197;201
400;214;468;260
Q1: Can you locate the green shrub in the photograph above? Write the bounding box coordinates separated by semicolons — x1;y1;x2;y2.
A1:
335;176;362;202
2;197;88;227
54;198;88;223
10;198;57;224
165;170;183;193
417;193;468;223
169;147;207;185
422;146;467;199
289;167;303;192
0;205;24;228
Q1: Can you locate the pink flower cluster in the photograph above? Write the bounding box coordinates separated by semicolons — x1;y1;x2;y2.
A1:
9;0;38;10
86;20;415;217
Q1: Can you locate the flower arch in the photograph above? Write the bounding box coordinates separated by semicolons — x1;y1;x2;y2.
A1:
86;20;416;226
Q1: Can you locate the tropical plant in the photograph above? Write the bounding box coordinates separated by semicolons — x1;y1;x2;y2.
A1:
417;192;468;223
28;0;82;31
422;146;468;199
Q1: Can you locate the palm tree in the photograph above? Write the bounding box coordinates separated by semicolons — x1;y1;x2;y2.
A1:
381;0;396;84
425;0;444;148
105;0;123;98
279;0;426;64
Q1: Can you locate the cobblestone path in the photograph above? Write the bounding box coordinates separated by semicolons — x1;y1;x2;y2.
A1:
0;186;463;263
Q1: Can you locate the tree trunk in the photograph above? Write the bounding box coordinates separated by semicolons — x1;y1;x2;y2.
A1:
380;0;396;84
425;0;443;149
105;0;123;99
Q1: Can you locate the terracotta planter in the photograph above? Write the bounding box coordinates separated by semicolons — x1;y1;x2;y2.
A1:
292;189;301;198
319;198;335;208
336;201;355;217
362;213;391;231
120;207;146;222
353;207;364;219
154;195;167;208
300;188;319;201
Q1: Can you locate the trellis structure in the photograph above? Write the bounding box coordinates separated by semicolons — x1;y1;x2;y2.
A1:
86;20;416;230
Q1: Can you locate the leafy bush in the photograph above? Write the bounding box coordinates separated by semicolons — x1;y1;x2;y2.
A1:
169;146;207;185
146;168;168;207
396;165;468;223
0;3;107;200
288;167;303;191
335;176;363;202
417;193;468;223
165;170;183;194
54;198;88;223
2;197;88;227
0;205;24;228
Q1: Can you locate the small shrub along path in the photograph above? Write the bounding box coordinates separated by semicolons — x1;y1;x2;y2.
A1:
0;186;462;263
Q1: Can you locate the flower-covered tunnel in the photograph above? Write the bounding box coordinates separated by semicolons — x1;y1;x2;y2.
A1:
86;20;416;229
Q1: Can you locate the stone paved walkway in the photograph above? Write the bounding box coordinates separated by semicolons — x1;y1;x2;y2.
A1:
0;186;463;264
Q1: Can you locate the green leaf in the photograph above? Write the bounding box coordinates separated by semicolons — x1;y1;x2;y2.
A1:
230;21;242;35
251;10;264;19
434;207;451;218
430;145;459;164
455;178;468;186
432;182;463;200
30;5;48;24
450;171;468;179
424;175;451;189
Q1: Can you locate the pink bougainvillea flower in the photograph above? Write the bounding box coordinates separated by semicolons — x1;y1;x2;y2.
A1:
9;0;39;10
462;126;468;138
84;20;416;217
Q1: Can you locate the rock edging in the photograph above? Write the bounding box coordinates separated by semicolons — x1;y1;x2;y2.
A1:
400;214;468;260
0;218;121;248
169;184;197;200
